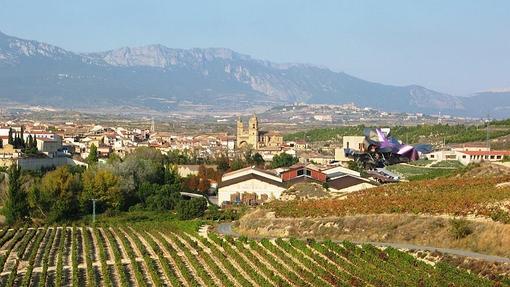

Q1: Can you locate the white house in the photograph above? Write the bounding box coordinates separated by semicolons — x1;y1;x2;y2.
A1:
217;167;286;205
457;150;510;165
426;149;510;165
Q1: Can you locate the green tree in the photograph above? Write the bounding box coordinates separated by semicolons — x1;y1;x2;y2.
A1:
167;149;191;164
251;153;265;166
23;135;38;155
38;166;81;222
80;167;123;213
145;184;181;211
271;153;298;168
176;197;208;220
107;153;122;165
8;128;13;145
87;144;99;163
216;155;230;172
230;159;246;171
4;167;29;224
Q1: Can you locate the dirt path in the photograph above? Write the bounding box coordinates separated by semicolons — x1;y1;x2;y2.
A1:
360;241;510;263
217;222;510;263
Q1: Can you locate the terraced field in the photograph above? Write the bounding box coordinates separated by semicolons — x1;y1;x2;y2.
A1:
0;225;504;287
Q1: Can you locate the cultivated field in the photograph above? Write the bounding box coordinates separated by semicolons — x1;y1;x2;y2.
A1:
267;175;510;220
0;225;502;287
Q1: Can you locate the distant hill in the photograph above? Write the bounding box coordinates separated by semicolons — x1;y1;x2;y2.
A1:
0;31;507;117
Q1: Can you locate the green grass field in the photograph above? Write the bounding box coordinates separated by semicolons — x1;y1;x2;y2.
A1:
386;163;459;180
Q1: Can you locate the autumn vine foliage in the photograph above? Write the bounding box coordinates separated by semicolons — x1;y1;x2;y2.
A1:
268;175;510;220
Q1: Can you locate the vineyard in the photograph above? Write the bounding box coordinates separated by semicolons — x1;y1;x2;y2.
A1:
0;225;504;287
267;175;510;220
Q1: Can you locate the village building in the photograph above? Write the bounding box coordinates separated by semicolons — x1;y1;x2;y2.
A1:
217;163;376;205
236;114;283;150
426;148;510;165
335;135;366;161
457;150;510;165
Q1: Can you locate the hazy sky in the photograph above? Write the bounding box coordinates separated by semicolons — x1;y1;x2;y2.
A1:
1;0;509;95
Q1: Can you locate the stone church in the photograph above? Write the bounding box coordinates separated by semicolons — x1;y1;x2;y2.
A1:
236;114;283;149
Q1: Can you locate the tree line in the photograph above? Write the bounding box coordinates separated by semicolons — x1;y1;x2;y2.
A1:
3;147;211;225
283;120;510;145
5;127;39;154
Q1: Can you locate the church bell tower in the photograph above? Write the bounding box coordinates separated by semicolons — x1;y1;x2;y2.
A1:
248;113;259;148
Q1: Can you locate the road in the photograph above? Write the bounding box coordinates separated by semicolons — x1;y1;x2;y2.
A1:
214;222;510;263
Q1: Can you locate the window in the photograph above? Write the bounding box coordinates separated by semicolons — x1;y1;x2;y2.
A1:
297;169;304;176
306;169;311;176
430;155;435;158
462;155;466;159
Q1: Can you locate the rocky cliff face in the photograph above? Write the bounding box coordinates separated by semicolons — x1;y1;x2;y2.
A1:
0;31;505;117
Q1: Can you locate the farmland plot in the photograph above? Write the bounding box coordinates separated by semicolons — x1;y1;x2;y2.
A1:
0;226;504;286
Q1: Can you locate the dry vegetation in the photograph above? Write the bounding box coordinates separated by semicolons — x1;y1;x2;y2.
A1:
238;210;510;257
235;163;510;262
267;169;510;221
279;182;332;201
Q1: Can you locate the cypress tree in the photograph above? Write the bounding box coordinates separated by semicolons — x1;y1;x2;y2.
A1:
87;144;99;163
8;128;13;145
4;166;29;224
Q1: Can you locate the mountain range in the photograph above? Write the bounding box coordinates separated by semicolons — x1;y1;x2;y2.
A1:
0;30;508;118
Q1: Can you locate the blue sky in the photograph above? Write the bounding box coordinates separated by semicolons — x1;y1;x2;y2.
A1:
1;0;509;95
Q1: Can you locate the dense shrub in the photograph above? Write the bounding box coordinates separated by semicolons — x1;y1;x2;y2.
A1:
176;197;208;220
449;219;473;239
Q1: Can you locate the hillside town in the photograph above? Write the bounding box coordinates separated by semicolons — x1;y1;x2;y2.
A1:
2;114;509;208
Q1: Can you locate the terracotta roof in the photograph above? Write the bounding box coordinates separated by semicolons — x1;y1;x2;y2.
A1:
459;150;510;156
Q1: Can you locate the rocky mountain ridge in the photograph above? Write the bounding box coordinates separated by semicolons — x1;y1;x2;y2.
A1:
0;31;507;118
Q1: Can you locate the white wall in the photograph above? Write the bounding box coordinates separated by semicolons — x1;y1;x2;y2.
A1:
218;178;285;204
